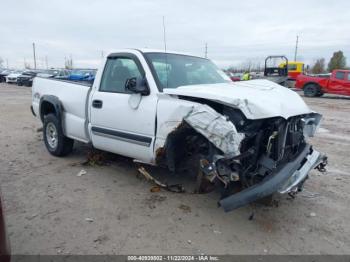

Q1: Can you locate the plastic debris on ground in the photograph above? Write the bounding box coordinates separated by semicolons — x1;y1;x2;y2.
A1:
77;169;87;177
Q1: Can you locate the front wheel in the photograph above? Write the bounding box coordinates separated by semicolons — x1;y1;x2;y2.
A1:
43;113;74;156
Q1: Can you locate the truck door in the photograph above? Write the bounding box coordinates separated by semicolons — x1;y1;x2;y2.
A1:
344;72;350;96
89;54;157;163
329;71;346;94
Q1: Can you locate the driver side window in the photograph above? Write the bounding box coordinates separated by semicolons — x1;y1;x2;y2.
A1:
100;57;142;93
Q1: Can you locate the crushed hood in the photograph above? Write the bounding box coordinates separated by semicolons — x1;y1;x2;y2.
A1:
163;80;312;119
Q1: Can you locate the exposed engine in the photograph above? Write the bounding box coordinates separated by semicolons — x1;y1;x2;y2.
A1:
156;101;327;211
202;107;310;189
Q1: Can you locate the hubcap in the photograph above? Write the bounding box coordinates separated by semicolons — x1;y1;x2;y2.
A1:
46;122;58;149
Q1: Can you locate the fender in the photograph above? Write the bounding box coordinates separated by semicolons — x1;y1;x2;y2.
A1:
303;81;321;89
39;95;63;122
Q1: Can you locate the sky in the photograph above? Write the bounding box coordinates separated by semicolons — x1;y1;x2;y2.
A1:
1;0;349;69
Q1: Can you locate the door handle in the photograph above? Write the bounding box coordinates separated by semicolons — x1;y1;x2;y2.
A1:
92;100;103;108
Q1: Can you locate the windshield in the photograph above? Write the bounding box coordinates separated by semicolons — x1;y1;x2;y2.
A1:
144;53;229;90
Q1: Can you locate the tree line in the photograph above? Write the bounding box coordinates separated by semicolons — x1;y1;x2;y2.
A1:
310;50;347;74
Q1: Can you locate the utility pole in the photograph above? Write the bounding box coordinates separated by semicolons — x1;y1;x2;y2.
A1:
101;51;104;59
6;59;8;69
294;35;299;61
32;42;37;69
205;43;208;58
70;54;73;69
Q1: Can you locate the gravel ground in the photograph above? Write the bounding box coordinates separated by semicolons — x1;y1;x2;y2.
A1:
0;83;349;255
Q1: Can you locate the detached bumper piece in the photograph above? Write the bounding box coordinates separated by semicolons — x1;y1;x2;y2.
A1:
219;145;327;212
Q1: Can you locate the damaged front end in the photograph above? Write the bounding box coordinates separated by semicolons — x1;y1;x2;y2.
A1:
157;103;327;212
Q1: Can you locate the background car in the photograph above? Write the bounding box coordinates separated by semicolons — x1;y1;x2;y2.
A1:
5;71;23;83
0;70;12;83
17;70;38;87
67;69;96;83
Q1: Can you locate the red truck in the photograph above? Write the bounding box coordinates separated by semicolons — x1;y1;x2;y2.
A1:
295;69;350;97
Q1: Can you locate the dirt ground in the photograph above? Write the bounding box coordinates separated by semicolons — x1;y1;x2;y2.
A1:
0;83;349;255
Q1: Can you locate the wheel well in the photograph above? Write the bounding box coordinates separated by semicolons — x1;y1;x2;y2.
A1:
155;122;214;173
40;101;56;121
303;82;320;90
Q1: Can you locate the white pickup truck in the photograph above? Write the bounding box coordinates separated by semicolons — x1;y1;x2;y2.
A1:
31;49;327;212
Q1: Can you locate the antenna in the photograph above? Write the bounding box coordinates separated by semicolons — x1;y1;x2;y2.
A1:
162;16;169;89
162;16;167;53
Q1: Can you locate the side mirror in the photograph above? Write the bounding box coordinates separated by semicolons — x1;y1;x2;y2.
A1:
125;77;149;95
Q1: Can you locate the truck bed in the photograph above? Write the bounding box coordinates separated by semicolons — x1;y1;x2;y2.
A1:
32;77;92;143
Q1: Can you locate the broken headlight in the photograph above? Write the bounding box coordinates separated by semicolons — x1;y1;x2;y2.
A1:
302;113;322;138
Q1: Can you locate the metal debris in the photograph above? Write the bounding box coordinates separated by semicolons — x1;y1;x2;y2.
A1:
138;167;185;193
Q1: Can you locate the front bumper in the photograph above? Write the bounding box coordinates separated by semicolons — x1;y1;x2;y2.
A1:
278;149;326;193
219;144;327;212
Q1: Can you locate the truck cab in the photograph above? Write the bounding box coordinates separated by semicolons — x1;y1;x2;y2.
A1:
279;61;304;81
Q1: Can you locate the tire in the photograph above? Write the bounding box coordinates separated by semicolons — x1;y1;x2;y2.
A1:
43;113;74;156
303;84;319;97
17;82;23;86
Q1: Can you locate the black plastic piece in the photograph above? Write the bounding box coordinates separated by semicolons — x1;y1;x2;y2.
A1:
219;144;310;212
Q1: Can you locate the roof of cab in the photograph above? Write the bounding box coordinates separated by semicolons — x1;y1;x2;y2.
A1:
107;48;203;58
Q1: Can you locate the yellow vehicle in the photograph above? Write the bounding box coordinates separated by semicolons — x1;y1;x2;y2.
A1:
279;61;304;81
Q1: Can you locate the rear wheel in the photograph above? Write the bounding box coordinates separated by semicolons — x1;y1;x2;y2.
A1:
43;113;74;156
303;84;319;97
